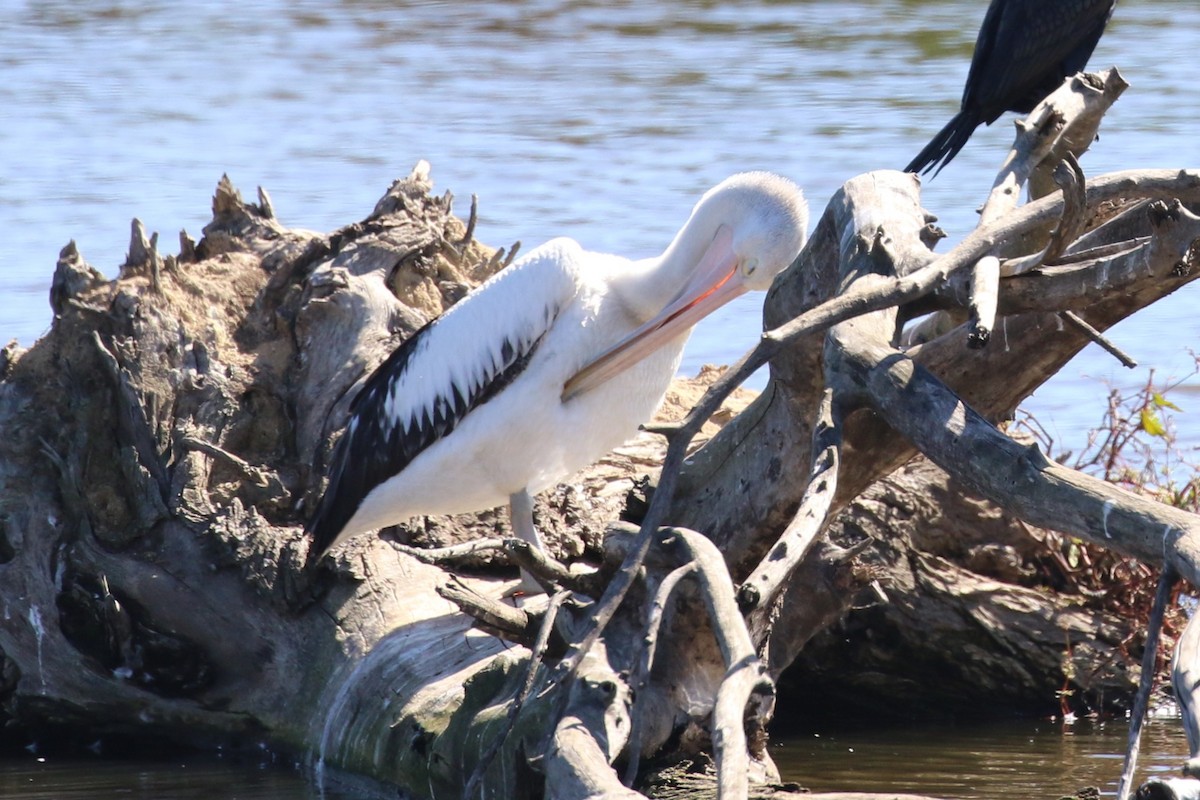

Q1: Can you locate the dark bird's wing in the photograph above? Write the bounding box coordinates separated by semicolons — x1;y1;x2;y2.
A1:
305;240;583;564
907;0;1115;176
965;0;1115;119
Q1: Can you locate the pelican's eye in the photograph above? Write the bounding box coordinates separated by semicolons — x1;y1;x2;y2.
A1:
742;258;759;278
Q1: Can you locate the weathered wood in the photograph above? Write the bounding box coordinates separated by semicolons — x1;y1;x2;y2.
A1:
1137;778;1200;800
657;87;1200;735
985;68;1127;218
836;331;1200;583
783;457;1149;717
465;589;569;798
663;527;774;800
739;387;842;639
545;645;639;800
667;165;1200;585
1172;604;1200;775
764;166;1200;728
626;562;697;784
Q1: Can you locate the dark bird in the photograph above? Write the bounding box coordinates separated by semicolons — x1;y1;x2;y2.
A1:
905;0;1117;177
305;173;808;591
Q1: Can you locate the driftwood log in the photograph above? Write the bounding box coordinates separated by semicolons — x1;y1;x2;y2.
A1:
0;68;1198;798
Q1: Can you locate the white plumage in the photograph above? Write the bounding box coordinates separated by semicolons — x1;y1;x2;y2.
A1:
307;172;809;574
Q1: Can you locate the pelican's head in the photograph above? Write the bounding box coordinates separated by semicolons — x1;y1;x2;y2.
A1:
694;170;809;292
563;172;808;400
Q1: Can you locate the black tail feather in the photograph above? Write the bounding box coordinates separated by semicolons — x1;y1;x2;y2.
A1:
305;480;350;574
904;111;981;178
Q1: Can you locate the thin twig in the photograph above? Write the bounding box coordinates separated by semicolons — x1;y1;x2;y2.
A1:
389;537;507;563
180;436;270;487
1053;237;1152;264
436;576;534;644
1003;237;1150;275
464;590;570;799
461;193;479;249
1060;310;1138;368
1116;566;1178;800
998;237;1147;278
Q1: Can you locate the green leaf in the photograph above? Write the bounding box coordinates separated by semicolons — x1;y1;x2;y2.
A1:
1152;391;1183;412
1141;407;1167;437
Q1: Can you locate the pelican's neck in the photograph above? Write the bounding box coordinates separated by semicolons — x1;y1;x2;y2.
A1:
611;216;724;324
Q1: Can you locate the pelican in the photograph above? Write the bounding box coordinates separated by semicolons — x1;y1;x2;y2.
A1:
905;0;1116;177
305;172;808;587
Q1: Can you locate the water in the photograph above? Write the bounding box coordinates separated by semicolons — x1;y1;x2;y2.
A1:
0;716;1189;799
0;752;361;799
777;715;1191;799
2;0;1198;452
2;0;1199;796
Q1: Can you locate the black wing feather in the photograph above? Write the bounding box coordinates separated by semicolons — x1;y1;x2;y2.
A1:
306;315;549;566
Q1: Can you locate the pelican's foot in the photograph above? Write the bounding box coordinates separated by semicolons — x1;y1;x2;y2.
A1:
501;569;549;605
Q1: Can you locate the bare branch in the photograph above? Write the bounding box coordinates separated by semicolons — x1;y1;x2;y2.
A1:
966;255;1000;348
389;537;506;563
998;200;1200;314
1044;154;1089;263
739;389;843;636
659;528;774;800
909;69;1116;347
1174;602;1200;776
1030;69;1130;201
465;590;571;799
1117;567;1177;800
436;576;536;645
983;67;1128;218
624;562;696;786
840;335;1200;582
1060;310;1138;369
545;646;640;800
999;154;1089;278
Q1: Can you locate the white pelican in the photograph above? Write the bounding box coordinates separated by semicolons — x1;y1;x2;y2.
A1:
306;172;808;584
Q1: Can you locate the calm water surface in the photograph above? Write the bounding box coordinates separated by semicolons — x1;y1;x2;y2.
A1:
2;0;1198;449
778;716;1189;799
2;0;1199;796
0;752;355;799
0;717;1190;799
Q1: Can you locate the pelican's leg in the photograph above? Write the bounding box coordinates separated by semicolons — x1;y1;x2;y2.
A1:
508;489;546;595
